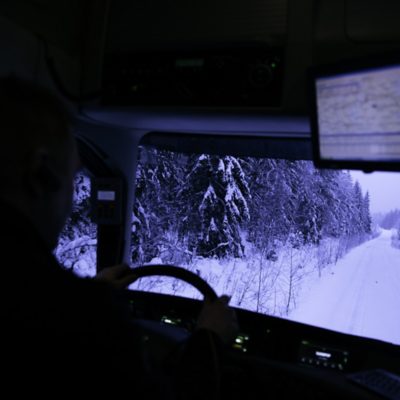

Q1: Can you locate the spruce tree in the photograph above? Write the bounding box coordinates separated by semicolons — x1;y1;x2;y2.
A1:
56;171;97;273
246;158;294;253
131;147;183;263
179;154;250;257
362;192;372;233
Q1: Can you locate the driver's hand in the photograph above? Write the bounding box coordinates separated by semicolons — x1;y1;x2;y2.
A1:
94;263;137;289
196;295;239;345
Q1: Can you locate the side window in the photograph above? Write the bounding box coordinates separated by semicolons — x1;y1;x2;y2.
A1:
55;170;97;277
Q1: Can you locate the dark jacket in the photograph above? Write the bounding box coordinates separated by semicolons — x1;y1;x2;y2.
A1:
0;201;157;395
0;201;223;398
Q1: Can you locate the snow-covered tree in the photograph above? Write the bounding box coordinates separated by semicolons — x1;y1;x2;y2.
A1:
246;158;294;252
381;209;400;229
55;171;97;276
131;147;183;264
352;181;365;233
131;148;375;265
245;161;372;249
178;155;250;257
362;192;372;233
316;169;343;238
289;161;322;244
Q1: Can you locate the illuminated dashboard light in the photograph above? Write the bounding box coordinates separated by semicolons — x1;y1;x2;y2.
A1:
315;351;332;359
233;343;248;353
233;333;250;353
161;316;181;325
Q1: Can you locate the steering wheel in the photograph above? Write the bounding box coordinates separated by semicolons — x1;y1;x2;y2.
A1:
128;264;217;301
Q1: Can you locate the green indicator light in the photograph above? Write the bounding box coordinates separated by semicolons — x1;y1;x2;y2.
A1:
271;63;277;68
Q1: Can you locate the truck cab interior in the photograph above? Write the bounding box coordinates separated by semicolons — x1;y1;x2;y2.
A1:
1;1;399;399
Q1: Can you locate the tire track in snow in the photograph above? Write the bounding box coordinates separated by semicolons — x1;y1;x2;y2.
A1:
289;230;400;345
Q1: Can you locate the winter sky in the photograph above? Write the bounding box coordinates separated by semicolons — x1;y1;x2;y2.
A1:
349;170;400;214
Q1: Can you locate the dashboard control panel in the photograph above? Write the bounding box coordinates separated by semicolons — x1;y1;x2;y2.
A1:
298;340;350;371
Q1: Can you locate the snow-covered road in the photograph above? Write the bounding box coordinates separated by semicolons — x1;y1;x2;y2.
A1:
289;230;400;345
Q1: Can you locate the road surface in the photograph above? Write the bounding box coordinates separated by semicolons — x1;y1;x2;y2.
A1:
289;230;400;345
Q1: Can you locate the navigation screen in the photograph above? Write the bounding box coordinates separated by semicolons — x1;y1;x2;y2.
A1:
315;65;400;162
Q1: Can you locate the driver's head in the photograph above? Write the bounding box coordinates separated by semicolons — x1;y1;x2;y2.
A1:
0;76;80;249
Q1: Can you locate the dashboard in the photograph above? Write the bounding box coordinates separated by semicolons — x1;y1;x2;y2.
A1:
125;287;400;399
127;289;399;371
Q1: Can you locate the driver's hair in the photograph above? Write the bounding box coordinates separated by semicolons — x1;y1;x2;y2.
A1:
0;76;73;186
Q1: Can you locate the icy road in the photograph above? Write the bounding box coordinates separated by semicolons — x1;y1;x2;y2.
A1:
289;230;400;345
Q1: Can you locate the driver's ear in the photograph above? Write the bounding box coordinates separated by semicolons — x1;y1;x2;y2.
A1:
25;148;61;195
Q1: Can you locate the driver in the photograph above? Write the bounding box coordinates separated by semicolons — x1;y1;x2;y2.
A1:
0;76;238;398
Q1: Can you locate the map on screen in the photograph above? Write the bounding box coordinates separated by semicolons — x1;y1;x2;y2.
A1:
316;65;400;162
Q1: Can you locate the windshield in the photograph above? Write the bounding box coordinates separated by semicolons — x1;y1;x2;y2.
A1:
130;143;400;346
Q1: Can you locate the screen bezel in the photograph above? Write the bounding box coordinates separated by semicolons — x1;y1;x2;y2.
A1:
308;54;400;172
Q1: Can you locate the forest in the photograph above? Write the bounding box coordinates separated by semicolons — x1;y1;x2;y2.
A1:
56;146;400;316
131;147;372;265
